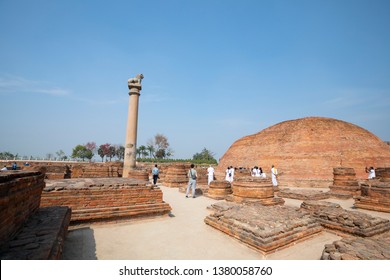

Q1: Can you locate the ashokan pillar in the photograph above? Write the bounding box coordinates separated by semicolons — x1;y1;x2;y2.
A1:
123;73;144;178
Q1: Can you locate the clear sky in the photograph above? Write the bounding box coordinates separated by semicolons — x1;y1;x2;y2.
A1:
1;0;389;160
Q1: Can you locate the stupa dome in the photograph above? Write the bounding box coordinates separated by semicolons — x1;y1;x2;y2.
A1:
218;117;390;187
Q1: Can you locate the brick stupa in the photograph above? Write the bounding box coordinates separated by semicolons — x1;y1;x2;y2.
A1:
217;117;390;188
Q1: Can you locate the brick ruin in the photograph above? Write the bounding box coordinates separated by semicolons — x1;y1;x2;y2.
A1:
41;178;171;223
229;176;284;205
0;161;124;180
300;200;390;237
217;117;390;188
0;171;71;259
205;201;323;254
205;180;232;200
328;167;360;199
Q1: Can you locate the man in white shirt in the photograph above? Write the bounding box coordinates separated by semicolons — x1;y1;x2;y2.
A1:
207;165;214;185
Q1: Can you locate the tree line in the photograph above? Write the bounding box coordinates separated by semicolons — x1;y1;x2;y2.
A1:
0;133;218;164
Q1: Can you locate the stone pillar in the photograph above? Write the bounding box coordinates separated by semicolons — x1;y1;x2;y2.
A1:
123;74;144;178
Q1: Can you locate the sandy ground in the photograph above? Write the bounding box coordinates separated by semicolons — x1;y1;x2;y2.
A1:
62;185;390;260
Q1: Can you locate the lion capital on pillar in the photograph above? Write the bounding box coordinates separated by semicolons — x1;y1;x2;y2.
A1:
128;73;144;95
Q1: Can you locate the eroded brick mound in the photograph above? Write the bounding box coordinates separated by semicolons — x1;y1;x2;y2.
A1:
162;164;188;188
354;180;390;213
41;178;172;223
321;231;390;260
205;180;232;200
277;188;330;200
205;201;322;254
217;117;390;188
300;200;390;237
230;176;284;205
0;206;71;260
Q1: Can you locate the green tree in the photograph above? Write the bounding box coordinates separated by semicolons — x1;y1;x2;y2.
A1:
116;145;125;161
192;148;217;163
0;151;15;160
137;145;147;158
72;145;92;161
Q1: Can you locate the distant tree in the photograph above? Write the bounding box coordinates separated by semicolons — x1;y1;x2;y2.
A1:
192;148;217;163
85;142;97;154
46;153;53;160
146;141;155;158
72;145;92;161
56;150;67;160
146;134;170;159
155;149;166;159
116;145;125;161
137;145;147;158
98;143;111;162
0;151;15;160
108;145;116;161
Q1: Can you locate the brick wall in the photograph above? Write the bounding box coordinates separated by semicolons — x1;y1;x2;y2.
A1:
40;178;172;223
0;171;45;249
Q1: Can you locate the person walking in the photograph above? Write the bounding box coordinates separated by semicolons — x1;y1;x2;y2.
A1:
186;164;197;198
207;165;214;185
152;164;159;185
271;165;278;187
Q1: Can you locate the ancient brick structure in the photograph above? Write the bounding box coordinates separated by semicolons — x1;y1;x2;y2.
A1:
0;171;71;260
0;171;45;247
217;117;390;188
354;180;390;213
321;231;390;260
230;176;284;205
205;201;322;254
205;180;232;200
277;188;330;200
161;164;189;188
1;161;124;179
328;167;360;199
40;178;172;223
300;200;390;237
376;167;390;182
126;169;150;181
71;162;123;178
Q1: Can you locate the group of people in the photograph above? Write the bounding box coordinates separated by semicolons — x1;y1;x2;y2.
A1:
251;166;266;178
1;162;19;171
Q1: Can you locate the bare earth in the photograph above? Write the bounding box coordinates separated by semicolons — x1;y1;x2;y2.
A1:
62;185;390;260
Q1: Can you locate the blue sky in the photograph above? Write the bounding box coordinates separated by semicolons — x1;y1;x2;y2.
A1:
1;0;389;160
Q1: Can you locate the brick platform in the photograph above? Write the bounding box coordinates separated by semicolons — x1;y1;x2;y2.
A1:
300;200;390;237
41;178;172;223
277;188;330;200
321;231;390;260
354;180;390;213
204;201;322;254
0;206;71;259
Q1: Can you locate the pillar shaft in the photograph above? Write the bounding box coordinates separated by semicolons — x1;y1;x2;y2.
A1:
123;76;143;178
